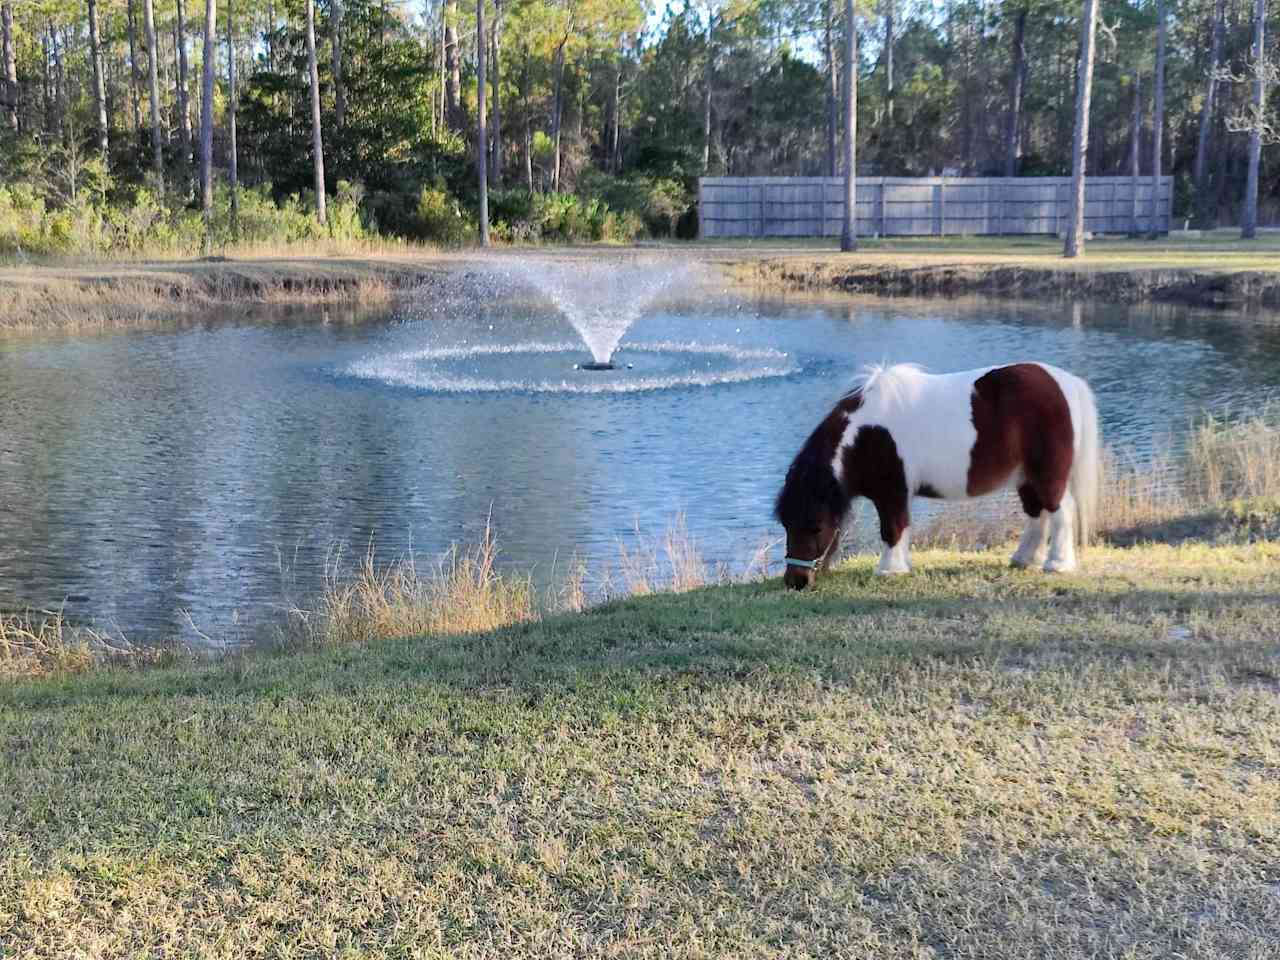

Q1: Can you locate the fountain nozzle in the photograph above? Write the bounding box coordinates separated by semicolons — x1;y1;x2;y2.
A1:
578;361;616;371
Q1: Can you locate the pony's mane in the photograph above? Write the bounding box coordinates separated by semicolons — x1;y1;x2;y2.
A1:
849;362;926;410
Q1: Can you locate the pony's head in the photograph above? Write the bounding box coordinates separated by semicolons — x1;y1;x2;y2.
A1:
774;399;857;590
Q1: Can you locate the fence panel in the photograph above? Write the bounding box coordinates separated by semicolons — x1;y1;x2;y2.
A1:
698;176;1173;238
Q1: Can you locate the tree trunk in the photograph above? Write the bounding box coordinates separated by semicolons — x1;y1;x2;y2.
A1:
49;24;63;142
1194;0;1225;223
477;0;489;245
1004;6;1027;177
1242;0;1266;239
702;15;713;174
525;118;534;195
1064;0;1098;258
88;0;110;155
841;0;857;252
824;0;837;177
143;0;164;188
1129;71;1141;235
228;0;238;234
883;0;894;129
331;0;346;129
305;0;327;225
1148;0;1165;238
552;40;565;190
42;31;51;137
444;0;460;127
491;0;502;185
126;0;143;132
1;4;15;131
175;0;192;166
200;0;217;222
266;1;275;72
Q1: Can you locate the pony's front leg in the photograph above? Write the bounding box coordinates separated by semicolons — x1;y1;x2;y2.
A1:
1011;512;1049;569
874;501;912;576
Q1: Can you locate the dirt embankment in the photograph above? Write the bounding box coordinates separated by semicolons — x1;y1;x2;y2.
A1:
0;257;449;333
736;258;1280;308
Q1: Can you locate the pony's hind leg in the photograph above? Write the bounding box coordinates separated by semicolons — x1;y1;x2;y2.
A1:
1011;483;1049;569
1044;488;1078;573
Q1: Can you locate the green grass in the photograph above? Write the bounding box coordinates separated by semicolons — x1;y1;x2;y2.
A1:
699;231;1280;270
3;542;1279;958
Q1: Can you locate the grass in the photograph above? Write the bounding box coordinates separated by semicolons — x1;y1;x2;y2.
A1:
2;540;1278;957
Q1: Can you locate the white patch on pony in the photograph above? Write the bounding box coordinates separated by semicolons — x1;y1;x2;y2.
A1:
876;526;912;575
835;363;995;500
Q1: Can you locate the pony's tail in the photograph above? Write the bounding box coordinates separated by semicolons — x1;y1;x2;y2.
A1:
1070;377;1101;548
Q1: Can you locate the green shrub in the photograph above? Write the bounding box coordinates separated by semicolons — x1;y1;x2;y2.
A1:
414;182;476;246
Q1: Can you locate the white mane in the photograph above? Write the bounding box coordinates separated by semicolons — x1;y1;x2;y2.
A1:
852;362;927;409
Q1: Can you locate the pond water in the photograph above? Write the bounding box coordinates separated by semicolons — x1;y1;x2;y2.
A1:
2;268;1279;647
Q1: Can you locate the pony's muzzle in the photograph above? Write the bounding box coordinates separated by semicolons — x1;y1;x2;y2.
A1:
784;565;815;590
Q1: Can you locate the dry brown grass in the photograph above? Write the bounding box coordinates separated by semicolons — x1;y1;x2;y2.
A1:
0;609;151;678
286;523;536;647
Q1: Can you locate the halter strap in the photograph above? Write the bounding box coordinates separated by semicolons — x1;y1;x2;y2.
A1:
784;557;819;569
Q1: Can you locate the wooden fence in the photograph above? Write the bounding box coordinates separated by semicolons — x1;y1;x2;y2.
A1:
698;176;1173;238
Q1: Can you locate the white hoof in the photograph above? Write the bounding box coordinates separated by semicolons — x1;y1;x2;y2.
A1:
1043;558;1077;574
875;564;912;576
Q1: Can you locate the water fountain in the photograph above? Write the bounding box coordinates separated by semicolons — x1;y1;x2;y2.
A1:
343;254;799;394
497;256;687;371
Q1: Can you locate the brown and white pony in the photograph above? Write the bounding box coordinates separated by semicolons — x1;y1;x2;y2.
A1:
775;362;1100;589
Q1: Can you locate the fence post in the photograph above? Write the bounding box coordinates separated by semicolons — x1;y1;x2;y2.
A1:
698;178;705;240
932;180;943;236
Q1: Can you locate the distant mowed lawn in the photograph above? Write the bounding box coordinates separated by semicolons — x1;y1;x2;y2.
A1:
2;543;1279;958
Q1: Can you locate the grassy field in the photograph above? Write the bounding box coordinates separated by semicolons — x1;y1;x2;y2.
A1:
2;540;1279;958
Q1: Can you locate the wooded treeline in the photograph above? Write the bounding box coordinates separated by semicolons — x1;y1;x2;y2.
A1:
0;0;1275;253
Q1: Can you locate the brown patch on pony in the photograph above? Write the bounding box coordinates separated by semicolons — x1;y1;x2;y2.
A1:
774;389;864;531
842;425;910;547
968;364;1073;515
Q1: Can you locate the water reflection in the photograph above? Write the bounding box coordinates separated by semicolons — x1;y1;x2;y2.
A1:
1;293;1277;646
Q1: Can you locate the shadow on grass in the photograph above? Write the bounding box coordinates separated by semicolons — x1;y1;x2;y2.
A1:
5;557;1277;711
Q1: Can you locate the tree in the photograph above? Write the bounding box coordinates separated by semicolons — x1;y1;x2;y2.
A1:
126;0;144;133
331;0;346;129
1194;0;1226;221
143;0;165;189
840;0;856;252
491;0;503;185
200;0;217;221
228;0;239;233
1064;0;1098;258
1004;4;1027;177
824;0;837;176
1241;0;1268;239
1148;0;1165;239
478;0;489;245
305;0;327;225
1129;70;1141;235
1;3;15;131
88;0;109;155
175;0;193;170
444;0;461;126
882;0;894;129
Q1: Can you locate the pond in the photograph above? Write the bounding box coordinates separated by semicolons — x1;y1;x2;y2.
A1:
2;263;1279;646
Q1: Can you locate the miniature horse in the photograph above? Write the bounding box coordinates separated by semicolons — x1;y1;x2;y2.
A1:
775;362;1100;589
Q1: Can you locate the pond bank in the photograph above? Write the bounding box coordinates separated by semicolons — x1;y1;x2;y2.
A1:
730;252;1280;308
0;255;451;333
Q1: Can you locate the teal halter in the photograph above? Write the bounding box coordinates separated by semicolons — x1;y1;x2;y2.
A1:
784;557;819;569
